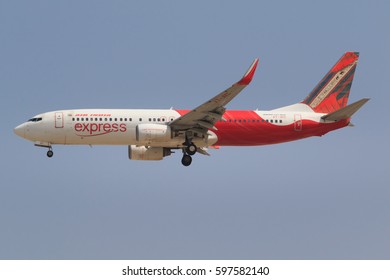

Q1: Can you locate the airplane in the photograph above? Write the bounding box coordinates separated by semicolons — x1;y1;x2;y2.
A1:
14;52;369;166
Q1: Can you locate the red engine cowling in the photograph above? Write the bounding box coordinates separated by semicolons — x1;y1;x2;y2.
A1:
128;145;172;160
136;124;172;143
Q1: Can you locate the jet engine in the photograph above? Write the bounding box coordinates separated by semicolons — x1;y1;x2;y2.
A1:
128;145;172;160
136;124;172;143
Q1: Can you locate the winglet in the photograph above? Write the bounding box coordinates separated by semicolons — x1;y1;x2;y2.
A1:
237;58;259;85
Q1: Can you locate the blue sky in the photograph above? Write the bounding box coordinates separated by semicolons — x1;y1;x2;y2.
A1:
0;0;389;259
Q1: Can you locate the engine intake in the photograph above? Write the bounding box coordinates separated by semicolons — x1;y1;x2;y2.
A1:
128;145;172;161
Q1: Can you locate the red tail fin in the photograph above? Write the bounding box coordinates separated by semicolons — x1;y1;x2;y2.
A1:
302;52;359;113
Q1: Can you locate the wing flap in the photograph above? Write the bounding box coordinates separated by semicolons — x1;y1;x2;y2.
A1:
197;120;217;130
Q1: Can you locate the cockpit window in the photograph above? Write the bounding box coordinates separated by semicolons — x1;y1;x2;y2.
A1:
27;117;43;122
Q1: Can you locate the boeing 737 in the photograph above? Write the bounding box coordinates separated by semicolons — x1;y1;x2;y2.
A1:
14;52;369;166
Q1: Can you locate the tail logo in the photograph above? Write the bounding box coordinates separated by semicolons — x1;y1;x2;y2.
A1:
309;60;357;108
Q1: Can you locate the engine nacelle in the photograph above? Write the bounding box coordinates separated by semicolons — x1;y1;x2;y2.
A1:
136;124;172;143
128;145;172;161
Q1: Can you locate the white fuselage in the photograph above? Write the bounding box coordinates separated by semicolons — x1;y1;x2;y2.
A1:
15;109;221;148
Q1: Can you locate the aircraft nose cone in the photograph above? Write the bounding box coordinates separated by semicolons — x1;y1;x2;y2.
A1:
14;124;25;138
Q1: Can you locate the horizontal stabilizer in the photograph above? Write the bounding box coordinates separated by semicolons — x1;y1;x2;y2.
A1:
321;98;369;121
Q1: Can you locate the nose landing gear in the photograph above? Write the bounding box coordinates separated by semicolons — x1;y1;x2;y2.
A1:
34;142;54;158
47;149;54;158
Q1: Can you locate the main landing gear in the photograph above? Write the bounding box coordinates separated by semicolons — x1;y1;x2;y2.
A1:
181;133;198;166
185;143;197;155
181;154;192;166
181;142;197;167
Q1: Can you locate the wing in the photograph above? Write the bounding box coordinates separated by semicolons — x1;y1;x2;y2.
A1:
169;58;259;135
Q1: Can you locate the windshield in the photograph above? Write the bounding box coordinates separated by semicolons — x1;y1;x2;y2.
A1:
27;117;43;122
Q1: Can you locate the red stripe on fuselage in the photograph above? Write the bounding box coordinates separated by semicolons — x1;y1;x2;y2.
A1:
175;110;349;146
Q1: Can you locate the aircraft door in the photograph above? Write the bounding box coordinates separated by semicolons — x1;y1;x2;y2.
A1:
294;114;302;131
55;112;64;128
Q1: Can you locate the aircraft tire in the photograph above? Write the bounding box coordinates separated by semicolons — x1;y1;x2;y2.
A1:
47;150;54;158
181;154;192;166
186;143;197;156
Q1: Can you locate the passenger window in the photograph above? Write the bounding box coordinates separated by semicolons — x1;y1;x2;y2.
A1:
110;118;112;121
149;118;152;121
120;118;123;121
139;118;142;121
129;118;132;121
124;118;127;121
72;118;75;121
104;118;107;121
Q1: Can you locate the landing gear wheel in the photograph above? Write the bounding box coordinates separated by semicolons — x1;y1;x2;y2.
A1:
47;150;53;158
185;143;197;156
181;154;192;166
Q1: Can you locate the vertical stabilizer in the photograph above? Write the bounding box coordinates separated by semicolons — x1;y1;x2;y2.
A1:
302;52;359;113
